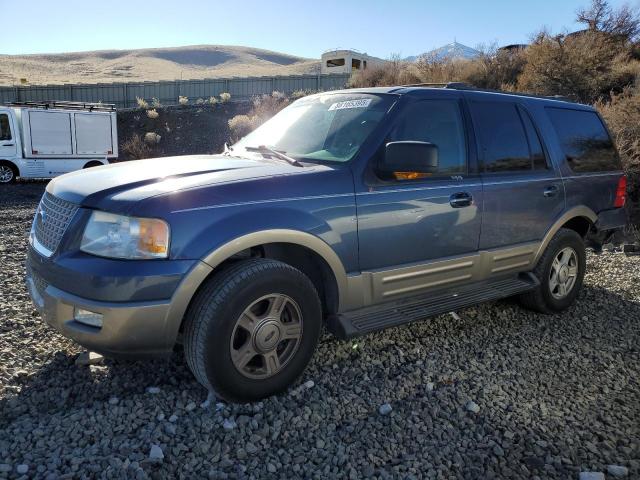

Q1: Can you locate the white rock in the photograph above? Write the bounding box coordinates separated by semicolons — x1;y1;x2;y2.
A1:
579;472;605;480
168;414;178;423
465;401;480;414
16;465;28;474
426;382;435;391
146;386;160;394
149;444;164;461
379;403;393;416
223;418;237;431
607;465;629;477
215;402;226;411
75;351;104;366
449;311;461;321
304;380;315;389
185;402;196;412
157;413;165;421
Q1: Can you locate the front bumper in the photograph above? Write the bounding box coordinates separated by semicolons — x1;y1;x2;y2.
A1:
26;253;212;359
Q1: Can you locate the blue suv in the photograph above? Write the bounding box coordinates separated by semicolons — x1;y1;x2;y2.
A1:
26;84;627;401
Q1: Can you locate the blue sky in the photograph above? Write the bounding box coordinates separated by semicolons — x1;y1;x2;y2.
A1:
3;0;638;58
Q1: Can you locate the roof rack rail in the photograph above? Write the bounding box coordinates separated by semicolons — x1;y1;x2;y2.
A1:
6;100;116;112
400;82;577;103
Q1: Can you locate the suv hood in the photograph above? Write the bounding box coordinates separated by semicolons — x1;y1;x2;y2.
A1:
47;154;322;210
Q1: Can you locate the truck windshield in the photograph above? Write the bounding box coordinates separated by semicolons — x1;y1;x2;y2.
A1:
232;93;395;163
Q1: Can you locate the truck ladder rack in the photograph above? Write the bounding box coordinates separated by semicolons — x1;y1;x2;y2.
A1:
6;100;116;112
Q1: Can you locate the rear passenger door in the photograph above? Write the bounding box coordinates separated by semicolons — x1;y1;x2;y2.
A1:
467;99;565;250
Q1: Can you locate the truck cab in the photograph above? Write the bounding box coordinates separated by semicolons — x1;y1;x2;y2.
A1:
0;101;118;184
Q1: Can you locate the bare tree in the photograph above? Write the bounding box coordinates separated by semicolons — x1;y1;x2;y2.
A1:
577;0;640;41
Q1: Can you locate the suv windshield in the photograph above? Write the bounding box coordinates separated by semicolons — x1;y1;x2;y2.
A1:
233;93;395;163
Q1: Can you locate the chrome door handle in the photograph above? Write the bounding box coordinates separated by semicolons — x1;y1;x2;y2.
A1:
450;192;473;208
543;185;559;198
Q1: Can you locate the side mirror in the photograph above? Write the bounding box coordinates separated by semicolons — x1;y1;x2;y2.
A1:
378;141;439;176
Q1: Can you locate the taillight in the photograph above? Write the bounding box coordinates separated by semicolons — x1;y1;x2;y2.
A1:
614;175;627;208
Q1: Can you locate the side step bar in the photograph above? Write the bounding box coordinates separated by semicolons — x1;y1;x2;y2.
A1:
329;274;539;339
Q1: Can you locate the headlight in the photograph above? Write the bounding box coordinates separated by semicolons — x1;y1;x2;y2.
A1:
80;211;170;259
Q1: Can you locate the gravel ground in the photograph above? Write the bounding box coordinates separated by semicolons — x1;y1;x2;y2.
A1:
1;182;639;480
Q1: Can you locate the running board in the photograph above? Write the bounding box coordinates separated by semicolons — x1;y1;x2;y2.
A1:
329;274;539;339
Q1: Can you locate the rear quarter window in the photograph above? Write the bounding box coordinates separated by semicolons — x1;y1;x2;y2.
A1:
546;107;622;173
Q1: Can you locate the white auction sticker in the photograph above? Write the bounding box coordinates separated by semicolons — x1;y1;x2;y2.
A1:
328;99;372;111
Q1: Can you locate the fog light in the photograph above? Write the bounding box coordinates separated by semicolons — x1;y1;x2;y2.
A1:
74;308;103;328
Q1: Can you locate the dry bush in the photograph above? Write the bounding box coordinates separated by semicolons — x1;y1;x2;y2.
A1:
151;98;162;108
136;97;149;109
350;54;421;87
228;91;290;141
518;30;638;103
220;92;231;103
196;98;205;105
122;135;151;159
208;96;218;105
178;96;189;105
144;132;162;145
146;109;159;119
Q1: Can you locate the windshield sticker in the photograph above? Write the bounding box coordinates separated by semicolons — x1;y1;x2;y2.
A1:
328;99;372;111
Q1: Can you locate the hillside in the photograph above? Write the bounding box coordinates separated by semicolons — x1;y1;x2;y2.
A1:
0;45;321;85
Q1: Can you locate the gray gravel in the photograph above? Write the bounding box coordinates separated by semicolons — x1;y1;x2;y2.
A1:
1;182;639;479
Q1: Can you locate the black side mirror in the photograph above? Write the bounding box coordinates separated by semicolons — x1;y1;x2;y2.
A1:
378;141;439;176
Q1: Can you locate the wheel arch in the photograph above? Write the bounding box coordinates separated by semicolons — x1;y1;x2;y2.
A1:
534;206;597;264
0;159;19;179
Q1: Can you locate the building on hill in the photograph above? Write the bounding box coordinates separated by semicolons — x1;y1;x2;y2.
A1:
321;49;385;74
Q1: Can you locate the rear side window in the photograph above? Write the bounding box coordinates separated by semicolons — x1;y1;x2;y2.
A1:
469;101;546;172
546;108;621;172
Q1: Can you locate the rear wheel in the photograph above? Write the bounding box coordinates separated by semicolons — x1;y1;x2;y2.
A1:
83;161;103;169
183;258;322;402
0;162;17;184
519;228;586;313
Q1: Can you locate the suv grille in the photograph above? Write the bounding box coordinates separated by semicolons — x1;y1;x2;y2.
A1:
33;192;79;256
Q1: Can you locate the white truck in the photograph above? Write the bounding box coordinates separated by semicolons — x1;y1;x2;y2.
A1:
0;101;118;183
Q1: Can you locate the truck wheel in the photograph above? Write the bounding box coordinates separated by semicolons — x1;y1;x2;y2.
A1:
183;258;322;402
519;228;586;313
83;161;103;169
0;162;17;184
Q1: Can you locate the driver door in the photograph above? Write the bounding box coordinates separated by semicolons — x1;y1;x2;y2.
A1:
355;98;483;302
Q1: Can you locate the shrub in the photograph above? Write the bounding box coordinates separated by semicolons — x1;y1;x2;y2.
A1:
196;98;205;105
122;135;151;159
228;115;257;140
220;92;231;103
208;96;219;105
136;97;149;109
227;91;290;141
178;96;188;105
151;97;162;108
144;132;162;144
146;109;159;119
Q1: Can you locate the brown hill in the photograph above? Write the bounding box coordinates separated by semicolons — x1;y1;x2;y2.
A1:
0;45;320;85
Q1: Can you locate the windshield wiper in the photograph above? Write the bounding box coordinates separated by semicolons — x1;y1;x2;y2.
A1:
244;145;303;167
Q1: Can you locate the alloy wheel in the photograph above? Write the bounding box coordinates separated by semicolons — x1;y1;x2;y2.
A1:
549;247;579;300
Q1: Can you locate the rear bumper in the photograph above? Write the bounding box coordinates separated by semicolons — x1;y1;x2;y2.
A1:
26;257;212;359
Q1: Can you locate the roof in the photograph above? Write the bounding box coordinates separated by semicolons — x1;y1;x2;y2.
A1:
326;83;589;108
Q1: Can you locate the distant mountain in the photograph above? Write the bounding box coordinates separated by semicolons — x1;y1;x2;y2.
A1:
406;42;481;62
0;45;320;86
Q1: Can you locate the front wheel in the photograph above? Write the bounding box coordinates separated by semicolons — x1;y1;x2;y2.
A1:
519;228;586;313
183;258;322;402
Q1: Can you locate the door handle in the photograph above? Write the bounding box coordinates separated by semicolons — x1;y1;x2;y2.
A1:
1;142;14;147
449;192;473;208
543;185;559;198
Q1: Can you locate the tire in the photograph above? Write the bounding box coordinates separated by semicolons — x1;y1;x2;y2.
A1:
0;162;17;184
519;228;586;313
183;258;322;402
83;161;103;169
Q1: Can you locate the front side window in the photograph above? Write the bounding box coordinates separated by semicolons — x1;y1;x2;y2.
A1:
0;114;11;141
546;107;621;173
233;93;395;163
387;99;467;177
469;101;532;173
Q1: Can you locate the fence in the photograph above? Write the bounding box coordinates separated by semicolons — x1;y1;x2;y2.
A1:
0;73;352;109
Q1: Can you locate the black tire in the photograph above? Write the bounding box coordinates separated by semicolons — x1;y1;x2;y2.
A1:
83;161;103;169
519;228;586;313
0;161;17;184
183;258;322;402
